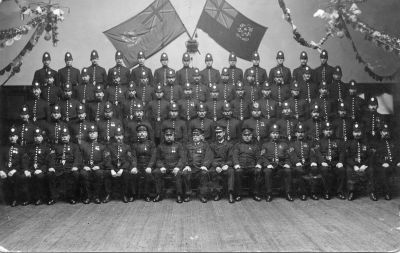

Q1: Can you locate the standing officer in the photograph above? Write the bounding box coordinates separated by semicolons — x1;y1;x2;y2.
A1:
163;69;182;103
243;69;261;104
74;67;96;105
185;127;213;203
87;84;107;122
191;68;208;102
161;102;188;144
0;127;28;206
257;81;278;121
189;102;214;142
122;83;139;126
333;102;353;142
59;83;80;125
329;66;348;102
105;70;126;118
176;52;194;86
311;81;335;122
130;51;154;86
44;104;68;146
314;49;335;86
231;81;251;122
154;52;172;86
209;124;235;203
135;70;154;106
205;85;224;122
270;69;291;116
57;52;80;87
284;81;308;121
87;50;108;88
41;69;61;106
217;102;241;143
131;124;157;202
345;122;376;201
269;50;291;85
124;103;154;144
32;52;58;86
232;127;263;201
107;50;131;87
154;127;186;203
361;96;382;142
303;104;324;144
343;80;366;121
274;102;297;141
69;104;91;144
178;82;199;125
16;104;35;147
146;84;169;144
26;82;50;128
80;124;111;204
48;127;81;205
292;51;313;83
226;52;243;86
261;124;293;202
97;101;122;145
242;102;271;143
298;66;318;104
244;52;268;87
216;67;235;103
314;121;346;200
200;53;221;87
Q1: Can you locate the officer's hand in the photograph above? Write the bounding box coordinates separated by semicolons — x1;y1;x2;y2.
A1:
71;167;78;172
183;166;191;172
296;162;302;167
0;170;7;179
160;167;167;173
111;170;117;177
360;165;368;171
131;167;138;174
92;166;100;171
336;163;343;168
234;165;240;170
83;166;91;171
221;165;229;171
267;165;274;169
311;162;317;167
283;164;290;169
48;77;54;84
172;167;180;175
8;169;16;177
48;168;55;173
397;162;400;167
200;166;208;171
255;164;262;169
34;169;42;175
321;162;328;167
145;167;151;174
354;165;360;171
24;170;31;177
216;167;222;173
382;163;389;168
117;169;123;176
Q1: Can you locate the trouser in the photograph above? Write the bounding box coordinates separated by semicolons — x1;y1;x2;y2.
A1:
308;165;328;194
80;169;104;199
1;172;30;203
346;165;375;193
104;170;130;197
263;166;292;194
209;167;234;195
153;168;184;196
293;165;307;195
234;167;262;196
48;170;80;200
127;170;154;197
185;170;209;197
376;165;393;194
321;163;346;194
32;172;46;201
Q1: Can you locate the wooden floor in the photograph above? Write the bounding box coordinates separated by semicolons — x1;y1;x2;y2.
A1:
1;190;400;252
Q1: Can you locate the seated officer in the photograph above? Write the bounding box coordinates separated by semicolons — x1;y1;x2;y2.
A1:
345;123;376;201
154;127;186;203
261;124;293;202
184;127;213;203
209;124;235;203
232;127;262;201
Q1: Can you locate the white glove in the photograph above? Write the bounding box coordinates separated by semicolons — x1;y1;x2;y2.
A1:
71;167;78;172
296;162;302;167
183;166;191;172
172;167;180;175
8;169;17;177
311;162;317;167
83;166;91;171
255;164;262;169
267;165;273;169
382;163;389;168
216;167;222;173
145;167;151;174
234;164;240;170
221;165;229;171
360;165;368;171
354;165;360;171
283;164;290;169
111;170;117;177
336;163;343;168
0;171;7;179
24;170;31;177
48;168;55;173
92;166;100;171
160;167;167;173
34;169;42;175
200;166;208;171
131;167;138;174
397;162;400;167
321;162;328;167
117;169;123;176
48;77;54;84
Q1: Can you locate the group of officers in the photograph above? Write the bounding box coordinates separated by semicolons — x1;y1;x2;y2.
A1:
0;47;398;207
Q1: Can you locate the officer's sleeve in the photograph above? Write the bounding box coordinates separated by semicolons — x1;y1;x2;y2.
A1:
288;144;298;165
101;147;111;170
121;146;132;171
313;144;324;164
72;144;82;169
48;147;56;171
181;122;188;144
130;144;138;168
146;142;157;168
125;69;131;84
148;69;154;87
268;69;274;84
101;68;108;86
155;146;164;168
283;143;292;166
202;143;214;168
107;69;113;87
238;69;244;82
41;147;51;172
177;143;186;168
345;142;355;167
225;143;234;167
21;150;30;172
153;70;160;85
32;70;39;85
210;144;219;168
232;144;240;166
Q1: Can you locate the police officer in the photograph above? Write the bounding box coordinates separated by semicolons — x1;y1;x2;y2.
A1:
122;83;139;125
58;52;81;87
298;66;318;103
217;102;241;143
22;127;50;205
189;102;214;142
243;69;261;104
74;67;96;105
163;69;182;103
200;53;221;87
269;50;292;85
242;101;271;143
48;127;81;204
161;102;188;144
106;126;134;203
244;51;268;87
124;103;154;143
0;127;28;206
97;101;123;145
16;104;35;147
257;81;278;121
146;84;169;144
231;81;251;121
185;127;213;203
261;124;293;201
303;104;323;143
41;69;61;106
44;104;68;146
131;124;157;202
314;49;335;86
154;127;186;203
87;84;107;122
192;68;208;102
209;124;235;203
69;103;91;144
80;124;111;204
205;84;224;121
284;81;308;121
130;51;154;87
176;52;194;86
330;65;348;102
345;122;376;201
154;52;173;86
134;70;154;106
59;83;80;124
107;50;131;87
314;121;346;200
32;52;58;86
343;80;365;121
178;82;199;124
361;96;382;141
26;82;50;127
216;67;235;102
311;81;335;122
226;52;243;86
270;69;291;113
87;50;108;87
274;102;297;141
105;70;126;118
292;51;313;83
333;102;353;142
